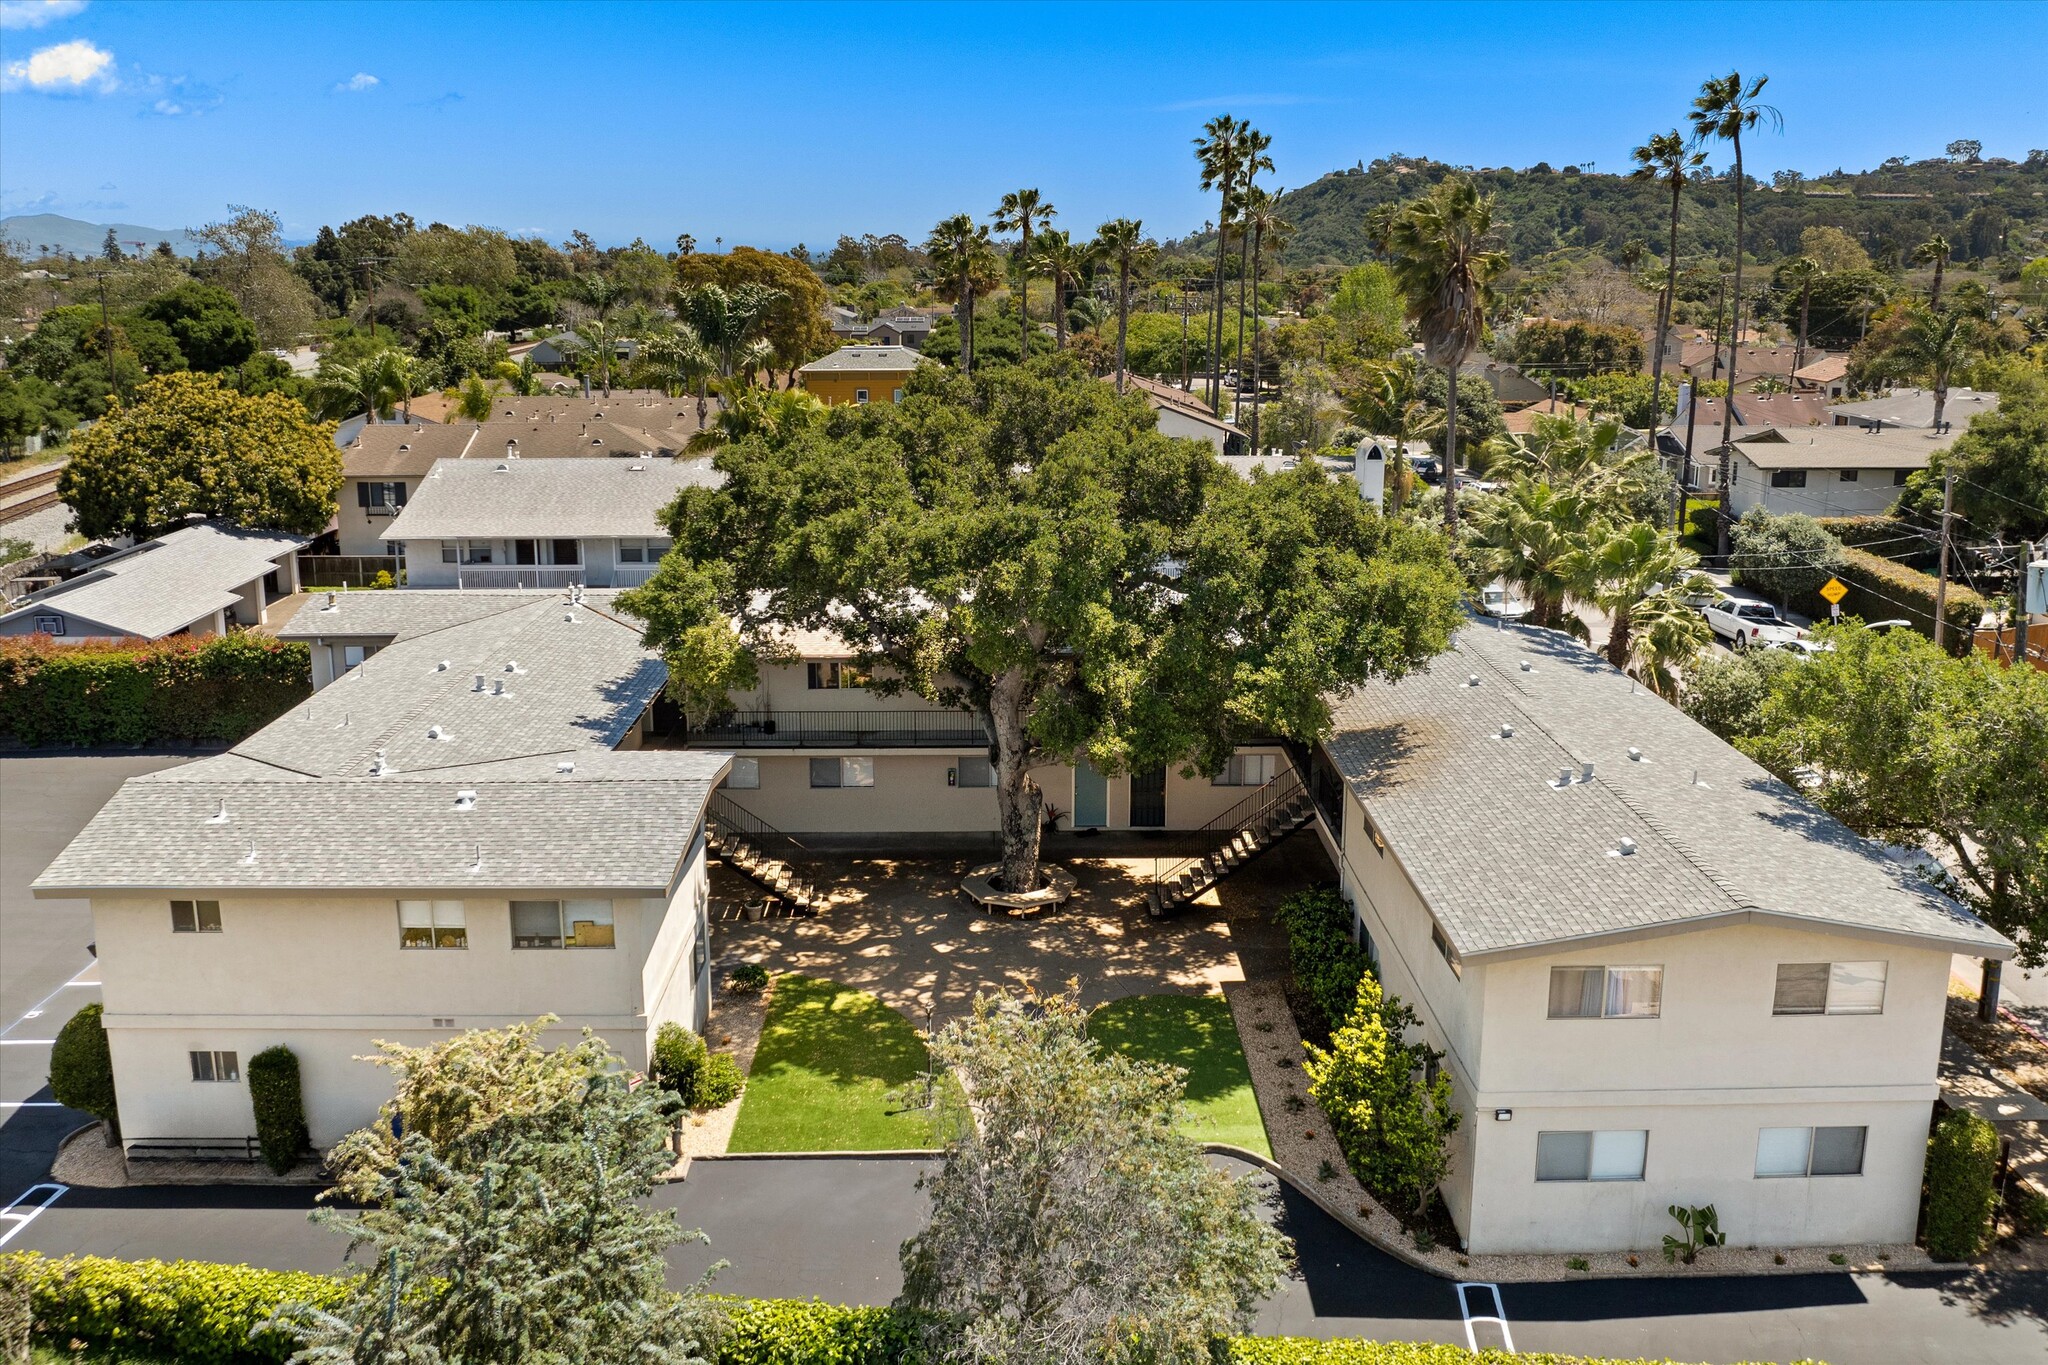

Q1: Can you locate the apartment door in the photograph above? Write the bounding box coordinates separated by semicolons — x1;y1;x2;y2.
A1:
550;539;581;566
1072;760;1108;828
1129;767;1166;828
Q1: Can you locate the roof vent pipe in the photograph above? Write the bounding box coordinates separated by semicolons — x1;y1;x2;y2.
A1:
1499;723;1514;739
1556;767;1575;788
436;660;449;672
208;799;230;824
1519;659;1532;672
1616;837;1638;857
325;591;337;608
454;790;477;811
428;724;444;740
371;748;388;775
1627;747;1643;762
241;839;259;866
1467;674;1481;687
473;674;485;692
492;679;505;696
1581;761;1596;782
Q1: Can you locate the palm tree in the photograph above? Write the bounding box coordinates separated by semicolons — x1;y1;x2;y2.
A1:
1690;71;1783;556
685;386;825;453
1878;304;1986;431
1781;256;1826;379
674;283;786;379
1343;354;1442;513
573;316;624;396
1029;230;1101;350
1915;234;1952;312
1232;129;1275;405
639;323;714;398
1094;219;1155;390
1363;203;1399;263
1241;188;1290;454
1386;176;1508;537
1195;114;1251;416
1466;479;1600;633
1626;587;1715;697
313;353;403;426
925;214;997;374
1630;131;1706;464
992;189;1055;336
392;354;431;423
1568;521;1702;670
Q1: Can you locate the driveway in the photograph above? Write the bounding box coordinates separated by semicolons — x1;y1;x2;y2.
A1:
0;752;192;1197
9;1155;2045;1363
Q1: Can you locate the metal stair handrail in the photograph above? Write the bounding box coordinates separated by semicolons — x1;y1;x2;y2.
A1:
1151;766;1306;888
707;790;809;852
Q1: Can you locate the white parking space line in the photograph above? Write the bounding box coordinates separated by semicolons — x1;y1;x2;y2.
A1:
0;1183;67;1249
1455;1281;1515;1354
0;1102;62;1108
0;1040;54;1046
1;960;100;1040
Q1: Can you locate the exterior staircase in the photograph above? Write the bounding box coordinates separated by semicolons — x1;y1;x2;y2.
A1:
1147;767;1313;918
706;792;828;918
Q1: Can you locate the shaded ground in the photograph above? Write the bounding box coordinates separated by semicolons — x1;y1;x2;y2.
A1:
709;827;1334;1027
725;975;949;1153
1091;994;1271;1156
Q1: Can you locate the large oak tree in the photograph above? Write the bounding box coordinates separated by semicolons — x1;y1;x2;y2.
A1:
620;357;1465;892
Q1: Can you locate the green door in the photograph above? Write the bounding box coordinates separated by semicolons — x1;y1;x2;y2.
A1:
1073;760;1108;828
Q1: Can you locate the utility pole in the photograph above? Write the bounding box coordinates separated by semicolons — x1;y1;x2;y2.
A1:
358;256;394;339
2013;536;2040;669
1179;281;1194;392
1932;471;1956;649
94;270;125;406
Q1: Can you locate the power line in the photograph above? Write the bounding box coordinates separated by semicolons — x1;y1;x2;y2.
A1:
1950;474;2048;521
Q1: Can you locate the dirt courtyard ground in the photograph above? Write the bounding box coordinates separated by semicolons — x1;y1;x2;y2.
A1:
708;827;1330;1024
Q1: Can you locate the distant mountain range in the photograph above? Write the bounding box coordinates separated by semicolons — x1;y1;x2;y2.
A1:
1;214;205;259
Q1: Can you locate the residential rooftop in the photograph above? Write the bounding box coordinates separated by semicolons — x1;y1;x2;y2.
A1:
1827;387;2000;430
798;345;925;374
0;521;308;639
381;456;720;542
1324;619;2009;962
1722;424;1955;470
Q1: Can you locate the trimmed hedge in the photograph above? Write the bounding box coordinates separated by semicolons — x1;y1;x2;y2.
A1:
246;1045;308;1176
1815;514;1936;564
1272;888;1370;1044
48;1002;118;1143
0;1253;1800;1365
0;632;310;747
1925;1109;2000;1261
1823;547;1986;655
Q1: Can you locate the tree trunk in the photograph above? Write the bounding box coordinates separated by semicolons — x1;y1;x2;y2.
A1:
1930;257;1945;313
1717;142;1746;560
1235;212;1251;421
985;670;1043;894
1053;272;1066;350
1605;607;1632;670
1654;174;1682;530
1115;259;1129;391
1795;282;1811;380
1250;224;1263;455
1932;376;1948;432
1211;208;1230;415
1442;363;1462;536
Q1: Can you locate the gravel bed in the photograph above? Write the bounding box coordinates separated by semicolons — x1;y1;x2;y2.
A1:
50;1122;323;1188
1223;978;1935;1281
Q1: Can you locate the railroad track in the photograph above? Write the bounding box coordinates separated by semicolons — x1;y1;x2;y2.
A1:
0;465;64;526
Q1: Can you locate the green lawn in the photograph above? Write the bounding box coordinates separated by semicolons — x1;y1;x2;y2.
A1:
726;975;949;1152
1090;994;1272;1157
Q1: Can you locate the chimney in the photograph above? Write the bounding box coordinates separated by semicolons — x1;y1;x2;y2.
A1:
1353;439;1386;509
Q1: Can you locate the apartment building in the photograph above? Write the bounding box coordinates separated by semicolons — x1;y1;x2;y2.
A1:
1304;619;2009;1253
33;590;726;1155
796;345;924;406
0;521;307;641
1715;425;1950;519
382;457;715;589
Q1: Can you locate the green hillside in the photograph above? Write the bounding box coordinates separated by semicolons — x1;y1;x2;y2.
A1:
1204;153;2048;271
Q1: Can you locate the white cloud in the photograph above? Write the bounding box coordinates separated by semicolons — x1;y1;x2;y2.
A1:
336;71;378;92
0;37;116;91
0;1;89;30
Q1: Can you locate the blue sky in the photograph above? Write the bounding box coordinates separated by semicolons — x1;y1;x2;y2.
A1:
3;0;2043;248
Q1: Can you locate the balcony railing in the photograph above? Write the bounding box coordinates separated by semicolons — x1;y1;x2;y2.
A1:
686;708;988;748
459;565;583;590
611;562;659;587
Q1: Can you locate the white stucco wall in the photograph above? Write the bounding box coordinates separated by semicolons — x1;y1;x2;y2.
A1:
1728;455;1915;519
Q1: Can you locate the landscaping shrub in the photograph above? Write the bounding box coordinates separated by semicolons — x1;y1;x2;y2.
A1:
1303;974;1459;1218
1728;508;1845;607
245;1045;307;1176
0;633;310;747
695;1052;746;1109
712;1296;930;1365
1816;514;1935;562
4;1252;344;1365
48;1002;118;1143
726;962;770;995
2008;1182;2048;1239
1826;547;1985;653
1925;1109;2000;1260
652;1020;709;1105
1272;889;1369;1044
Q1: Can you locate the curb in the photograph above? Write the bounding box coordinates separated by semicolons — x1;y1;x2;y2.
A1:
693;1149;941;1161
1200;1142;1451;1278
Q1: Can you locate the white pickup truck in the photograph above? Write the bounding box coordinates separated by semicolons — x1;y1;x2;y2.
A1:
1700;596;1810;651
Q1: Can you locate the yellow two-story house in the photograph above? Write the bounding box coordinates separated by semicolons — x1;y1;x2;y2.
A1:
797;345;925;406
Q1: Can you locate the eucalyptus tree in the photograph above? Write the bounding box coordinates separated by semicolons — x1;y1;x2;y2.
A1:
1386;177;1508;537
1029;229;1101;350
1629;130;1706;458
993;189;1056;333
1195;115;1252;416
1094;218;1157;391
1690;70;1782;555
619;358;1464;897
925;213;999;374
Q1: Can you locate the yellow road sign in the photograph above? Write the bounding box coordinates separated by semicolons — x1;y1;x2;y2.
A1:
1819;577;1848;605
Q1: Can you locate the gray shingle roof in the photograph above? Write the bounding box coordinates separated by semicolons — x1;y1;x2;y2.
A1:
31;750;725;895
240;596;663;778
381;457;719;541
1826;387;1999;430
275;589;606;643
1325;620;2010;960
798;345;924;373
0;521;308;638
1725;425;1950;471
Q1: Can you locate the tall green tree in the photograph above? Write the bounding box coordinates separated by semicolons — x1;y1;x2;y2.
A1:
899;990;1290;1365
1741;625;2048;965
1569;520;1705;671
1387;176;1508;537
1915;233;1952;313
639;323;715;399
1781;255;1826;380
993;189;1055;336
1242;187;1291;456
312;350;406;426
673;282;785;379
1232;129;1275;392
1341;355;1442;514
1094;218;1156;392
1875;304;1988;432
1465;479;1600;634
134;281;258;373
620;358;1464;894
59;371;341;540
925;214;1000;375
1689;71;1782;555
1630;130;1705;459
